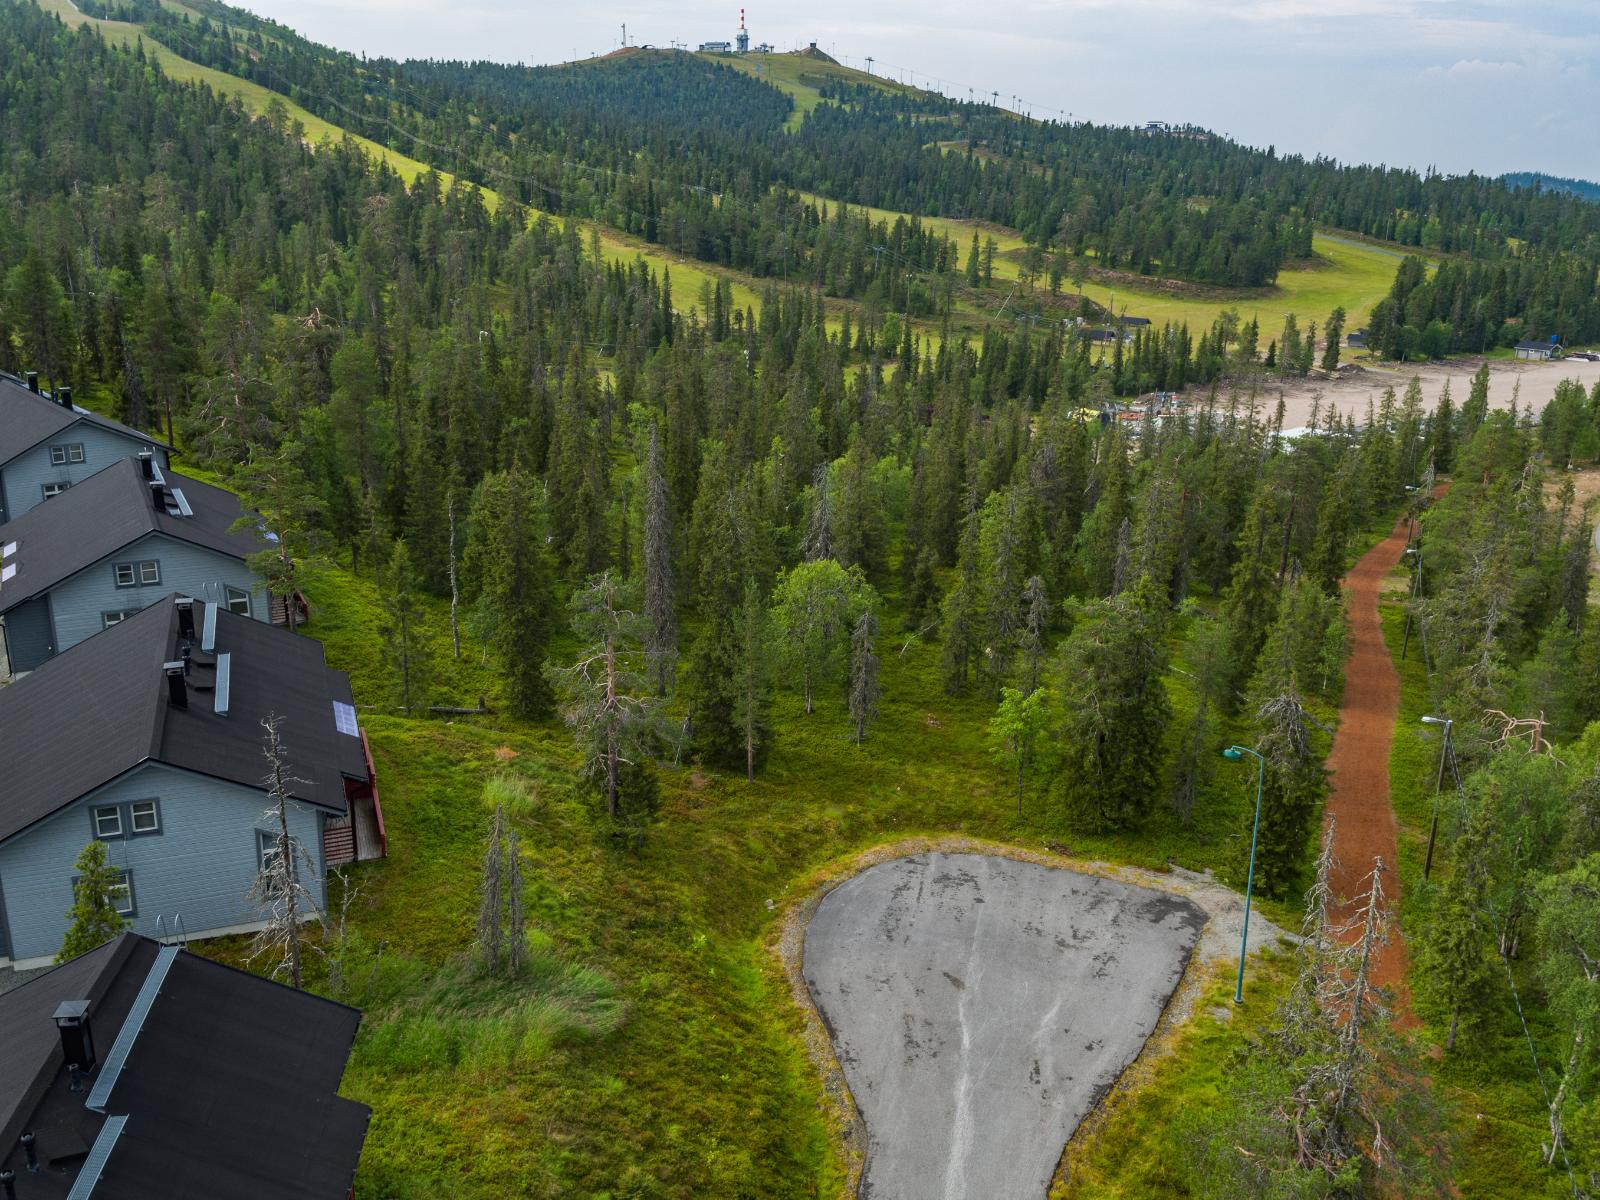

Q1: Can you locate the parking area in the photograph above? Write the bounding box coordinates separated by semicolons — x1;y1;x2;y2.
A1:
803;852;1206;1200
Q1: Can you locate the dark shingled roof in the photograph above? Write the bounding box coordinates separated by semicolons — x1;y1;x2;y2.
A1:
0;934;368;1199
0;457;263;614
0;596;367;845
0;371;168;467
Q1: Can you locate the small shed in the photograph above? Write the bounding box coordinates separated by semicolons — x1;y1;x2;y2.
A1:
1515;340;1559;361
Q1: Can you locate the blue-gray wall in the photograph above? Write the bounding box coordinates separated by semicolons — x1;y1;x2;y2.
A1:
2;594;54;673
0;424;168;525
0;762;332;967
42;532;266;659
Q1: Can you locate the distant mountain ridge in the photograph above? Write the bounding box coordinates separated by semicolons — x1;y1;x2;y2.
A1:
1501;172;1600;202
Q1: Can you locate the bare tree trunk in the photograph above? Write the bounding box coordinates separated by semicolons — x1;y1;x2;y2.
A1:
447;493;462;661
605;635;619;819
477;806;505;973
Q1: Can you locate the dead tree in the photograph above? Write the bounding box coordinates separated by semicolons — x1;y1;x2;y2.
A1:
248;714;320;989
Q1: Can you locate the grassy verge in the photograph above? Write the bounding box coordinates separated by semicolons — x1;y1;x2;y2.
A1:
1379;599;1570;1198
1051;952;1298;1198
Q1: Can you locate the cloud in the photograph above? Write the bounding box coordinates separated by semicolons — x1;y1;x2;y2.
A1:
1426;57;1525;76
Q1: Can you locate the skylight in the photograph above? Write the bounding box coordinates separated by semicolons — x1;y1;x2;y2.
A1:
1;563;14;584
333;700;359;737
2;541;15;558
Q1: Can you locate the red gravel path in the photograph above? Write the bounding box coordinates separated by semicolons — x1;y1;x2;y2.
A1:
1324;508;1414;1016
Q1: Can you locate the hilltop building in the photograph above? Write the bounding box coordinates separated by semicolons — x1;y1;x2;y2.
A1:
0;933;368;1197
0;372;168;526
1515;339;1561;361
0;595;384;969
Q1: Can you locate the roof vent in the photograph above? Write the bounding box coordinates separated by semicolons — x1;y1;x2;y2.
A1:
176;597;195;641
53;999;96;1074
138;451;155;482
148;480;165;512
24;371;38;393
56;385;73;410
163;662;188;709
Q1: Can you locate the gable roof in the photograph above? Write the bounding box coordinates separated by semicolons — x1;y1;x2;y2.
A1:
0;934;368;1198
0;596;367;844
0;457;262;613
1515;340;1558;351
0;372;168;468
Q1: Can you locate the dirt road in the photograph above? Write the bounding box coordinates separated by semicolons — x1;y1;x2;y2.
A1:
1324;508;1414;1014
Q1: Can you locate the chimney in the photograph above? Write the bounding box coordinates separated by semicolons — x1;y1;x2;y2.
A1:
176;597;195;641
149;480;166;511
53;1000;96;1073
164;662;188;709
20;1133;36;1174
24;372;38;393
1;1167;13;1198
56;385;73;410
138;451;155;482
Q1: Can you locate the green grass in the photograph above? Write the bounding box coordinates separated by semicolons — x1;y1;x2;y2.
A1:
194;534;1308;1198
1052;953;1298;1198
712;50;928;131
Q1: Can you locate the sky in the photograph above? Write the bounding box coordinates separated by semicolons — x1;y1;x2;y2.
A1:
239;0;1599;181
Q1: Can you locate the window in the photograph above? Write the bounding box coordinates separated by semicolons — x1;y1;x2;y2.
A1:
114;561;159;588
332;700;360;738
129;801;160;834
93;806;123;839
49;444;84;465
102;610;141;629
106;872;135;916
257;829;290;875
224;586;252;617
41;482;70;500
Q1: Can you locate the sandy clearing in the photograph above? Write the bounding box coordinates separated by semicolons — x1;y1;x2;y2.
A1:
1244;356;1600;430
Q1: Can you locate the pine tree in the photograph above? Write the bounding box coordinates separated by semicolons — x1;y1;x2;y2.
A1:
468;465;558;719
1462;361;1491;441
848;606;882;743
58;840;129;962
1321;306;1345;372
548;571;660;820
904;546;943;634
1020;574;1049;695
1415;802;1497;1053
232;440;320;634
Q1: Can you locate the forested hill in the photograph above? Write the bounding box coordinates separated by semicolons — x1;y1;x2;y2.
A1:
1501;172;1600;204
71;0;1600;298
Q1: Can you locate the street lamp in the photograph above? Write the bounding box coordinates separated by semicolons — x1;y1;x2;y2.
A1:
1223;744;1266;1004
1421;716;1454;878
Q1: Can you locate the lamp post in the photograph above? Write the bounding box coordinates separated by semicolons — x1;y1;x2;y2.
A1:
1421;716;1454;879
1223;744;1265;1004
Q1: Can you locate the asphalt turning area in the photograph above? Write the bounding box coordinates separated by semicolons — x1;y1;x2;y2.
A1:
803;852;1206;1200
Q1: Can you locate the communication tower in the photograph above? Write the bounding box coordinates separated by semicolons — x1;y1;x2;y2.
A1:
736;8;750;53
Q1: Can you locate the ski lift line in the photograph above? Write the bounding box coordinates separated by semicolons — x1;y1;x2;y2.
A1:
149;28;1057;341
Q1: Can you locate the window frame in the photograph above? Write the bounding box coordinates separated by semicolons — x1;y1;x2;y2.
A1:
92;805;123;840
49;443;86;466
128;799;161;836
113;560;160;589
256;828;299;878
41;481;70;500
102;609;142;629
224;586;252;617
105;871;135;917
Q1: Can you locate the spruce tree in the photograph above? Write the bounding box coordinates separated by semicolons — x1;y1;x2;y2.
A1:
382;539;431;715
1051;577;1172;832
848;606;882;744
732;579;773;781
642;426;678;696
468;465;558;719
58;840;129;962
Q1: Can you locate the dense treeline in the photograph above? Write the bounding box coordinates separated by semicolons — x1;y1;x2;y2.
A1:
79;0;1600;311
1367;251;1600;358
